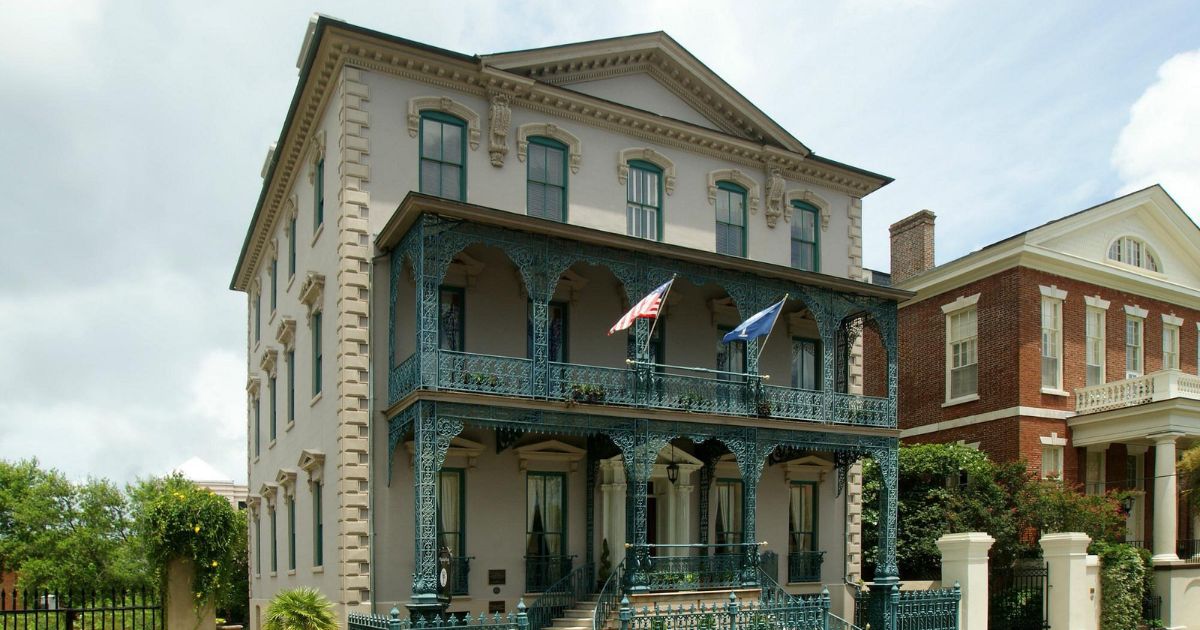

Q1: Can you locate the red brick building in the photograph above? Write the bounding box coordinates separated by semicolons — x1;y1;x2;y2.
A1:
889;185;1200;564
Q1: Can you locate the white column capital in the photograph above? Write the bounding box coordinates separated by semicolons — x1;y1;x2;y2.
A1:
1151;432;1184;446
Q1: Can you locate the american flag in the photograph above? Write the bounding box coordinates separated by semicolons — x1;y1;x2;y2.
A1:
608;279;674;335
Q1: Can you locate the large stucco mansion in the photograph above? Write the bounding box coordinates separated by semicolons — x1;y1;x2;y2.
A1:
232;16;908;630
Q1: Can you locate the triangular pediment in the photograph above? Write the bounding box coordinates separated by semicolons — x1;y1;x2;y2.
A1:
1027;186;1200;289
482;32;808;153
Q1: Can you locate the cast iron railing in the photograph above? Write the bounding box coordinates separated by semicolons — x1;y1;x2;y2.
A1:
895;585;960;630
757;567;803;606
1178;539;1200;559
525;554;575;593
787;551;826;583
451;556;473;596
594;559;625;630
1142;593;1162;624
988;563;1049;630
622;591;828;630
348;607;523;630
527;562;594;630
393;352;895;428
0;588;162;630
826;613;864;630
628;543;762;591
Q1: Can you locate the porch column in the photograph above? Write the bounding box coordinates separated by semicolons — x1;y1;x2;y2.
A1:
414;218;444;390
673;482;692;552
1152;433;1182;563
408;403;463;617
614;427;672;593
600;469;627;567
731;437;774;588
869;445;901;630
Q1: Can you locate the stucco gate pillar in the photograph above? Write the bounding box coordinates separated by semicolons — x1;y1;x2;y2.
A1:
1040;532;1097;630
937;533;994;630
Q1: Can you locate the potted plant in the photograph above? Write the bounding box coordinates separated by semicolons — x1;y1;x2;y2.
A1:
756;401;772;417
569;384;606;403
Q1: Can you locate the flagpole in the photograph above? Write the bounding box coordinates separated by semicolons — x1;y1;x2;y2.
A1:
643;274;677;364
754;294;789;365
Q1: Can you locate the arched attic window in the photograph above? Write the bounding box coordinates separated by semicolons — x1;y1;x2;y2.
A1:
1107;236;1161;272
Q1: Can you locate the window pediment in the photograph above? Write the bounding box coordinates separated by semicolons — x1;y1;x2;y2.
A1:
617;148;675;195
517;123;582;173
246;376;262;397
258;482;279;505
405;436;485;468
276;317;297;349
298;272;325;314
708;169;759;216
275;469;298;497
298;449;326;482
784;455;834;483
407;96;481;151
785;190;831;230
516;439;586;472
260;348;278;376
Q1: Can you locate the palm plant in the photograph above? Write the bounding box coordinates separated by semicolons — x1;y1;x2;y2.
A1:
264;587;338;630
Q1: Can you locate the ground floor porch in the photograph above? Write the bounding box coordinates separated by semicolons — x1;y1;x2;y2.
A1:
373;399;901;627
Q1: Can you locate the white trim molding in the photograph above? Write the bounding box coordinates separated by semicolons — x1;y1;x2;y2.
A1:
617;148;676;195
516;123;582;173
941;293;981;314
1039;285;1068;300
406;96;482;151
1162;313;1184;327
1125;304;1149;319
707;169;760;216
783;189;831;230
1084;295;1111;310
901;406;1075;438
1039;432;1068;447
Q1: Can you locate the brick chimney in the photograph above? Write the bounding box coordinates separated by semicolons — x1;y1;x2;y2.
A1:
889;210;936;284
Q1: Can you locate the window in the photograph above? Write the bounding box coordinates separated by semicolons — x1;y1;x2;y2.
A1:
269;505;278;573
1085;451;1105;495
716;328;746;377
788;481;818;582
270;257;277;313
714;480;743;548
254;513;261;577
313;156;324;231
626;160;662;241
527;301;568;362
790;202;820;272
420;112;466;201
439;287;465;352
527;137;567;221
946;307;978;400
438;469;465;561
288;214;297;278
526;472;566;591
311;312;323;396
1164;324;1180;370
287;496;296;571
254;291;261;343
1085;307;1106;386
286;350;295;423
715;182;747;257
792;338;820;390
1108;236;1159;272
268;375;277;441
1041;445;1064;480
1126;316;1143;377
253;396;261;457
1041;297;1063;390
312;482;323;567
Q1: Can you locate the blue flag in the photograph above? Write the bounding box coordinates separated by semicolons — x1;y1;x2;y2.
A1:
722;298;786;343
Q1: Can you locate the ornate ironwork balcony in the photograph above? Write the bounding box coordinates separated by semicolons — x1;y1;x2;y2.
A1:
787;550;826;583
451;555;472;596
391;350;895;428
524;554;575;593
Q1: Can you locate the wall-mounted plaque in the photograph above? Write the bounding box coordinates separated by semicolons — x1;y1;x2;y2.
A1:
488;569;506;585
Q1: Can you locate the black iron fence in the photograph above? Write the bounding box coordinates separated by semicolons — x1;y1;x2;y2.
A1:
0;588;161;630
989;563;1049;630
524;555;574;593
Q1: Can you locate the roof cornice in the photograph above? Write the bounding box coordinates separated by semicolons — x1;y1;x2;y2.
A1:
232;18;890;291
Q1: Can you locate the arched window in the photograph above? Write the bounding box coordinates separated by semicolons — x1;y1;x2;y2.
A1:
790;201;820;272
526;136;568;221
715;181;747;257
419;111;467;201
626;159;662;241
1107;236;1160;272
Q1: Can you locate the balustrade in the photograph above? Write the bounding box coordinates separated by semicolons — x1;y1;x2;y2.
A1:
1076;369;1200;413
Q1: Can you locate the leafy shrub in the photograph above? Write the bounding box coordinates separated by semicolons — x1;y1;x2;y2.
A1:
264;587;338;630
1092;542;1144;630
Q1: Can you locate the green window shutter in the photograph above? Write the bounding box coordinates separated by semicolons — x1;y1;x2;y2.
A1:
287;497;296;570
268;376;276;441
288;215;297;277
312;312;322;396
253;397;260;456
287;350;295;423
419;112;467;201
790;202;820;272
313;482;323;567
526;137;568;221
270;258;277;311
270;506;277;573
715;181;747;257
314;157;324;231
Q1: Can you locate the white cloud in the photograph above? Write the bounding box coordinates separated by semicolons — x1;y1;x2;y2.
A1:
1112;49;1200;215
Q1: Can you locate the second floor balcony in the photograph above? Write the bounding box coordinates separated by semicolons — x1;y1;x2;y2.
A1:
1075;369;1200;414
380;196;905;429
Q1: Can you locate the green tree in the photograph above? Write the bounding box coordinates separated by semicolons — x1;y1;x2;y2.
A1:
264;588;339;630
0;459;152;593
1178;444;1200;514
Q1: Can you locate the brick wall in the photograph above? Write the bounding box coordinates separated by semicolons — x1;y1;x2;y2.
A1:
862;323;887;398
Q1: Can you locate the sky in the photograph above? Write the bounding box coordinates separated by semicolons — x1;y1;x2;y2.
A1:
0;0;1197;485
